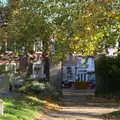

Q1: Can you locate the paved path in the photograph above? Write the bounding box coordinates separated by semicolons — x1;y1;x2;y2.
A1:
39;89;120;120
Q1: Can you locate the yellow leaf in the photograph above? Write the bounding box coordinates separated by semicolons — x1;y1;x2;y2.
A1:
74;36;80;40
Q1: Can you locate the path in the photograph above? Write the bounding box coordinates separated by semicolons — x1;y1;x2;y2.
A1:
38;89;120;120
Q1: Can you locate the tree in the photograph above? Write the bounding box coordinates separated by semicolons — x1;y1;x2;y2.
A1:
51;0;120;57
6;0;52;53
1;0;120;58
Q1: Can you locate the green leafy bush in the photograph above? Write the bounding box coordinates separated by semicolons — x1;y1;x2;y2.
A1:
30;81;46;93
18;80;62;100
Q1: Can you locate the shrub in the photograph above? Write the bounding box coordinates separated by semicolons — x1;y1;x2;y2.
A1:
95;54;120;97
18;80;62;100
30;81;46;93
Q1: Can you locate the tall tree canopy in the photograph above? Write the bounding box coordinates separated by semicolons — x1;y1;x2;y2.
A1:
7;0;53;53
0;0;119;59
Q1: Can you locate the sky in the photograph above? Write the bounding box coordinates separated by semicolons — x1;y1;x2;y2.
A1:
0;0;8;5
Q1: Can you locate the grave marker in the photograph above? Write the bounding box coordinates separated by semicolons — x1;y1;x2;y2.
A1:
0;99;3;115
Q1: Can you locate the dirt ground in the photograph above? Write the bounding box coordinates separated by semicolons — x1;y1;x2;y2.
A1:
38;89;120;120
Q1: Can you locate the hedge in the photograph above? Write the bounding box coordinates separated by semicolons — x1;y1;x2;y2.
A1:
95;54;120;96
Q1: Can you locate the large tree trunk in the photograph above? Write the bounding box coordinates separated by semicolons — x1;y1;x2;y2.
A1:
44;57;50;81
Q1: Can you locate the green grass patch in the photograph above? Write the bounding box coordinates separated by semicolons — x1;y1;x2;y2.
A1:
103;110;120;120
0;95;44;120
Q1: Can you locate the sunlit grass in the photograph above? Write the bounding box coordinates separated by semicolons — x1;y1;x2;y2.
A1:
0;95;44;120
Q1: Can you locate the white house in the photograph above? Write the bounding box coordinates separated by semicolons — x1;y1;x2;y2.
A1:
62;56;95;83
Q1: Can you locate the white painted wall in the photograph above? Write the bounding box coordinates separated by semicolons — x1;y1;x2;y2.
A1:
87;57;95;72
63;56;95;82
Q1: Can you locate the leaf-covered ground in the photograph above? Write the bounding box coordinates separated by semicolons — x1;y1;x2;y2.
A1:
37;89;120;120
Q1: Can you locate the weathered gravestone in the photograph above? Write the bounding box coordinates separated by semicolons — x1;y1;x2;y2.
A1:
0;74;9;115
0;99;3;115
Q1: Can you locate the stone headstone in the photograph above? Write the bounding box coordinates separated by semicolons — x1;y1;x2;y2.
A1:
0;99;4;115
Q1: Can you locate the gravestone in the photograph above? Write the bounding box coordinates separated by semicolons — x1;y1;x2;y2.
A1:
0;74;8;115
0;99;3;115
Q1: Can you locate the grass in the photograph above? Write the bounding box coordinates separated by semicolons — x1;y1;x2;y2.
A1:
0;94;44;120
0;80;62;120
103;110;120;120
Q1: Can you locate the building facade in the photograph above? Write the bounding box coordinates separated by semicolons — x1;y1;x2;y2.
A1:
62;56;95;83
